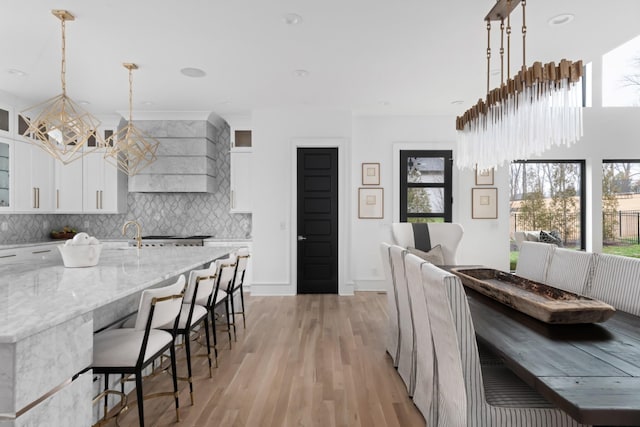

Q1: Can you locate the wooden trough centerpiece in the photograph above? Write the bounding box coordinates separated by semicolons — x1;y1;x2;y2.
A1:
452;268;615;324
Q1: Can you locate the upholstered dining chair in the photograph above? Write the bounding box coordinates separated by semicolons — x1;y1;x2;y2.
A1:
391;222;464;265
389;244;415;396
544;247;595;295
403;253;436;425
420;263;589;427
229;247;250;333
210;254;237;362
92;275;186;427
515;241;555;282
380;242;400;367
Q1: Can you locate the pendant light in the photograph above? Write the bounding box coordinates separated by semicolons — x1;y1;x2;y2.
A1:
19;9;101;165
104;63;159;176
455;0;584;171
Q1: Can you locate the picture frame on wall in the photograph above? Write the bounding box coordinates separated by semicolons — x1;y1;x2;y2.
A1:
362;163;380;185
475;166;494;185
358;187;384;219
472;187;498;219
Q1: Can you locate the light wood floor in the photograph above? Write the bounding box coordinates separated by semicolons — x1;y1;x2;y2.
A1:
109;293;426;427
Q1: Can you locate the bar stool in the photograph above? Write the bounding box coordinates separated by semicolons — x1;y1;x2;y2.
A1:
230;247;250;333
209;254;236;362
162;263;217;405
92;275;185;427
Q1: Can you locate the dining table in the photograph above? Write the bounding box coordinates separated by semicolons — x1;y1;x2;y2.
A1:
466;286;640;426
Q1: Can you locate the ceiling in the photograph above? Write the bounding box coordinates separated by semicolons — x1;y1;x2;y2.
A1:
1;0;639;121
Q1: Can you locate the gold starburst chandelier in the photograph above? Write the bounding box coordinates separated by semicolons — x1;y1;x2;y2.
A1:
456;0;584;171
104;63;159;176
19;10;101;164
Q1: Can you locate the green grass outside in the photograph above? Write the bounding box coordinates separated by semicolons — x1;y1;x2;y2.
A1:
510;244;640;271
602;244;640;258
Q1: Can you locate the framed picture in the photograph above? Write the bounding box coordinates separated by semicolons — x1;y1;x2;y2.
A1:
472;188;498;219
358;187;384;219
362;163;380;185
475;166;494;185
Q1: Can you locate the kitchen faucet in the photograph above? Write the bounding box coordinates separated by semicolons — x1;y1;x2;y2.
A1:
122;220;142;249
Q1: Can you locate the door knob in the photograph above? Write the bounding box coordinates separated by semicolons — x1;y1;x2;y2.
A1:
297;235;307;241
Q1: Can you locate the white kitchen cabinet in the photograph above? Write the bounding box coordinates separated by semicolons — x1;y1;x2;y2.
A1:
55;158;83;212
230;151;252;213
83;150;127;213
13;139;54;212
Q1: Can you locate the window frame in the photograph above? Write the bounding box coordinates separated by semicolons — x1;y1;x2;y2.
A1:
399;150;453;223
510;159;586;250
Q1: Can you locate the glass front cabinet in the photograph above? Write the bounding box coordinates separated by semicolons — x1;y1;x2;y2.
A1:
0;138;13;211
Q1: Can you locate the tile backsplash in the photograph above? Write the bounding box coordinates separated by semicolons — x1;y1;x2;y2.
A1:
0;119;251;245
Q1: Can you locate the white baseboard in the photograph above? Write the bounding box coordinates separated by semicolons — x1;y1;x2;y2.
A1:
248;281;356;296
249;283;295;296
354;279;386;292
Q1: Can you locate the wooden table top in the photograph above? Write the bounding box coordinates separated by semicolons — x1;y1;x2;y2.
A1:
466;287;640;426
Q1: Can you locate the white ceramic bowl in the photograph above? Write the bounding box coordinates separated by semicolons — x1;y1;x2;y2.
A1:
58;244;103;268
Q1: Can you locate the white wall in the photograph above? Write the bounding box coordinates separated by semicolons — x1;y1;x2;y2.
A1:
249;108;352;295
350;115;511;292
248;105;640;294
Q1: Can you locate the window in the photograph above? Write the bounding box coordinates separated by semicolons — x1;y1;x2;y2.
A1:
602;160;640;258
510;160;585;251
602;34;640;107
400;150;452;223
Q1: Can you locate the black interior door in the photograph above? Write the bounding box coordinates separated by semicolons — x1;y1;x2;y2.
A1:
297;148;338;294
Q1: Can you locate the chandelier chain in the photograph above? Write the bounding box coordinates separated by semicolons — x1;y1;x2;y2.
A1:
60;17;67;95
128;67;134;123
500;19;505;84
521;0;527;69
506;0;512;78
486;20;491;94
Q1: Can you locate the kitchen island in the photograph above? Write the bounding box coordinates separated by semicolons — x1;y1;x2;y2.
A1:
0;245;235;426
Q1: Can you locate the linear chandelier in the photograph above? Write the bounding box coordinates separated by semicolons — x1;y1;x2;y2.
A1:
455;0;584;171
20;9;101;165
104;63;159;176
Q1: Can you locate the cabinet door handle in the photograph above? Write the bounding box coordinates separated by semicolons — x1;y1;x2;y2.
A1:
100;190;103;209
231;190;235;209
56;189;60;209
96;190;99;209
33;187;36;209
37;188;40;209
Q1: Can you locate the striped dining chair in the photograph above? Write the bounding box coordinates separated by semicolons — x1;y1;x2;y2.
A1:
404;253;436;426
389;244;416;396
380;242;400;367
421;263;590;427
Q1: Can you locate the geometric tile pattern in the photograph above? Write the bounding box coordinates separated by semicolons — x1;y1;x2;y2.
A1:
0;121;251;244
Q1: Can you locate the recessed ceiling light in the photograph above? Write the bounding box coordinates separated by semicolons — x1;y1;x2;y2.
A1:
141;101;154;106
491;68;501;76
380;101;391;106
180;67;207;78
293;69;309;77
451;100;464;105
7;68;27;77
548;13;574;26
78;100;90;106
283;13;303;25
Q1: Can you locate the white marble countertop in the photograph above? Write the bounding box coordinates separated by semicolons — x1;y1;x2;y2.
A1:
0;246;234;343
